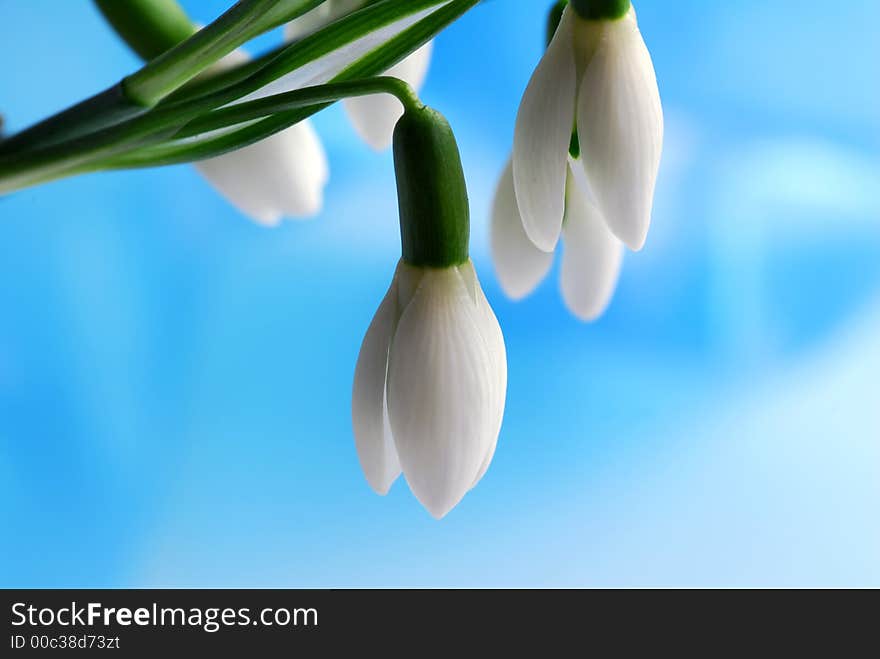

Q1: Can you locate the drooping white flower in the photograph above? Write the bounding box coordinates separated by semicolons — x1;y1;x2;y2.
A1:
195;120;328;226
284;0;434;151
343;41;433;151
195;50;329;226
352;260;506;518
513;3;662;252
492;156;622;321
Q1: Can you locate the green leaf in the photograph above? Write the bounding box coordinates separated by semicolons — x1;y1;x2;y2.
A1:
0;0;473;193
105;0;478;169
124;0;327;106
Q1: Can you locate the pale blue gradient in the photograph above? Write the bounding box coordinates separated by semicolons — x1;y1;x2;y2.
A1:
1;0;878;587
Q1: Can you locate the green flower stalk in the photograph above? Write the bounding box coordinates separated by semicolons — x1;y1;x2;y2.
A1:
394;105;470;268
95;0;331;225
0;0;479;195
570;0;631;21
286;0;435;151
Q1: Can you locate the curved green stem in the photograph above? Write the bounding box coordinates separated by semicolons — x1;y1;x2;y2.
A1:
0;84;145;155
175;0;449;114
0;0;326;157
0;77;409;189
123;0;325;106
167;47;282;105
164;1;399;105
104;0;477;170
0;0;464;193
176;77;420;139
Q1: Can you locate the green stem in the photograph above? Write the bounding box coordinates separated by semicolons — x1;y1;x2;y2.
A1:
547;0;567;46
570;0;630;21
176;77;420;139
0;84;145;155
166;0;394;105
167;47;282;105
123;0;326;106
0;0;326;156
180;0;450;112
0;0;458;193
104;0;478;169
394;105;470;267
0;78;416;190
93;0;197;61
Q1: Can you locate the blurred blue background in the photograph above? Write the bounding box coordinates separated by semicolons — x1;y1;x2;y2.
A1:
1;0;878;587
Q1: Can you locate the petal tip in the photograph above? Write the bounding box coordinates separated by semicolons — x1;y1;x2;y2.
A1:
285;191;324;219
422;498;456;520
344;97;400;152
497;279;533;302
520;218;562;254
252;211;283;227
366;473;398;497
618;223;649;252
565;300;610;323
362;133;393;152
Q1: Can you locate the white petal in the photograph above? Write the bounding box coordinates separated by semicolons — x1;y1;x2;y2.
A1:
394;260;426;311
329;0;367;17
456;261;507;489
560;169;623;321
213;48;251;70
386;267;497;518
199;50;329;223
512;6;577;252
283;3;336;42
566;152;601;207
490;158;555;300
195;119;328;225
352;270;402;495
576;9;663;251
284;0;366;41
343;41;433;151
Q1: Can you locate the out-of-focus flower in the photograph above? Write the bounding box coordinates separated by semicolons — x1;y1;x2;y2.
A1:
491;156;622;321
352;259;506;519
195;51;329;226
285;0;434;151
343;41;433;151
513;2;663;252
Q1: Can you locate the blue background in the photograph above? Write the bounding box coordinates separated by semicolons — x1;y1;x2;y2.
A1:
1;0;878;587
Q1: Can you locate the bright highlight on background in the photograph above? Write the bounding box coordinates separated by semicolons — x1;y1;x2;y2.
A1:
1;0;878;587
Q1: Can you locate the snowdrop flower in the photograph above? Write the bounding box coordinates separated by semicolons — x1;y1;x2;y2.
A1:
492;155;622;321
513;0;663;252
353;104;506;518
195;50;329;226
353;259;506;518
90;9;331;228
285;0;434;151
